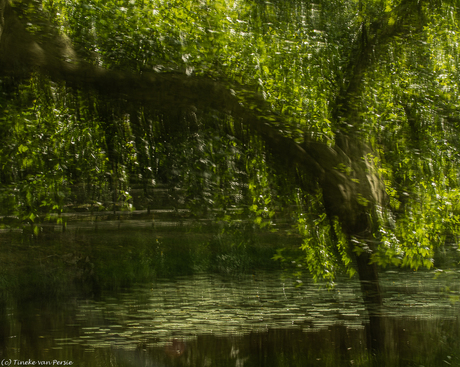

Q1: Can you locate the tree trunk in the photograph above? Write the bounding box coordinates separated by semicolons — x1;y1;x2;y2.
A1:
0;1;390;357
314;133;387;356
354;239;384;357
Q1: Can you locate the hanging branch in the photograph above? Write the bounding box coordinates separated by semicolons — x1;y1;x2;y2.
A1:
0;0;388;236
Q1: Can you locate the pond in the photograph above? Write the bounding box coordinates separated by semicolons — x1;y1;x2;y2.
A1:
1;269;459;366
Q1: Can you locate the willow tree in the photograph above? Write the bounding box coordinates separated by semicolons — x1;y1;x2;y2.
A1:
1;0;460;355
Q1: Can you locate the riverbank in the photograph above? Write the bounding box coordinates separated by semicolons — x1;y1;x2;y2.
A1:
0;223;303;302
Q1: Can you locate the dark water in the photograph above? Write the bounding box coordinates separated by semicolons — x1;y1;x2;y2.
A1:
1;270;459;366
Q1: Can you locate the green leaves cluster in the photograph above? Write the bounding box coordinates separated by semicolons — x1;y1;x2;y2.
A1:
3;0;460;280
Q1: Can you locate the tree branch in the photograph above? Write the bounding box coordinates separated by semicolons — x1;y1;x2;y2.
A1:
0;0;387;236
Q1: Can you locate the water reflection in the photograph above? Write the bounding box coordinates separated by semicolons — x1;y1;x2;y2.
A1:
71;272;368;347
2;270;460;366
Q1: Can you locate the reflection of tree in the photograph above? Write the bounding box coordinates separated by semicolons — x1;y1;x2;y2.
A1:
0;297;8;358
113;321;460;366
1;0;459;359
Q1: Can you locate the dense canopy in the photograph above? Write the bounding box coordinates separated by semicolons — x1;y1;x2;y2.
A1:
1;0;460;300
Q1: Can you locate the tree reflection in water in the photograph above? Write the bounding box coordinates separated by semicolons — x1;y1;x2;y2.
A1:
0;270;458;366
109;320;459;367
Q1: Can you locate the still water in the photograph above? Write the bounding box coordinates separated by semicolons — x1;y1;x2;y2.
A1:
2;270;460;366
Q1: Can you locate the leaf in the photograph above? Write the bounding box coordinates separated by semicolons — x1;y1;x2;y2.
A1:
18;144;29;153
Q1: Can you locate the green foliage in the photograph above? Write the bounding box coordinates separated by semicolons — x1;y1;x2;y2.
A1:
3;0;460;283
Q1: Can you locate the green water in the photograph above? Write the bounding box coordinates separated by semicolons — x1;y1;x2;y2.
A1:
1;270;459;366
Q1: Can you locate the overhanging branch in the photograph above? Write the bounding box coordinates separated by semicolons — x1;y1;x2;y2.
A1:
0;0;387;235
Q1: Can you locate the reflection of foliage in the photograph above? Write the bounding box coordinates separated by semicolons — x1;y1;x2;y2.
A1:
208;222;282;275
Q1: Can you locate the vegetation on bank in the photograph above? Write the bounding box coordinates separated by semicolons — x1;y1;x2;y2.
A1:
0;225;303;300
1;0;460;283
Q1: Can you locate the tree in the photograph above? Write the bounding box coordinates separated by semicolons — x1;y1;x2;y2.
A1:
1;0;460;358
